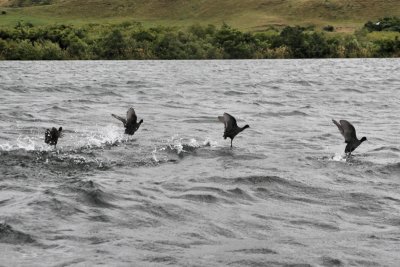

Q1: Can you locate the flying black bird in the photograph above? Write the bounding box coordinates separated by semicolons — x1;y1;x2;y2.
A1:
218;113;250;148
111;107;143;135
45;127;63;147
332;119;367;155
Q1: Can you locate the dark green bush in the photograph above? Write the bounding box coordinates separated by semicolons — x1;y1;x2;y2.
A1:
0;21;398;59
364;17;400;32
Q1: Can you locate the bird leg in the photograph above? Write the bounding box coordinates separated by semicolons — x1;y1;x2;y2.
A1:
230;139;233;148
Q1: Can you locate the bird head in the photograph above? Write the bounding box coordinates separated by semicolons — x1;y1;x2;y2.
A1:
58;127;63;132
243;125;250;130
360;136;367;142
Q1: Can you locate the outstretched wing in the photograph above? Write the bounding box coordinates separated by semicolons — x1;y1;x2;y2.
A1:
339;120;357;142
111;114;126;125
332;119;344;137
218;113;237;131
126;108;138;125
332;119;357;142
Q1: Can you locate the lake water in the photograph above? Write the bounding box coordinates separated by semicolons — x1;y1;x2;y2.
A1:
0;59;399;266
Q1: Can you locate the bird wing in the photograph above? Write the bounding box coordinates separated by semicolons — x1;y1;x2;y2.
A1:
332;119;344;137
224;113;238;128
218;116;226;127
339;120;358;141
218;113;237;130
126;108;138;124
111;114;127;125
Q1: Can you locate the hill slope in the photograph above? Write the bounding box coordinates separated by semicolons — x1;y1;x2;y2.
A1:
1;0;400;31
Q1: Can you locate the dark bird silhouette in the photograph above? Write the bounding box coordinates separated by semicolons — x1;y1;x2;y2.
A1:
111;107;143;135
218;113;249;148
45;127;63;147
332;119;367;155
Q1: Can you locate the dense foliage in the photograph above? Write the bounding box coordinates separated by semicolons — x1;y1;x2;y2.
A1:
0;22;399;60
364;17;400;32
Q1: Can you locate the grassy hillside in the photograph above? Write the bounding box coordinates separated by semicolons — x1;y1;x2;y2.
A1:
1;0;400;31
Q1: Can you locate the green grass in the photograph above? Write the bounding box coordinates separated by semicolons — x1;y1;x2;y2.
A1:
366;31;400;41
1;0;400;31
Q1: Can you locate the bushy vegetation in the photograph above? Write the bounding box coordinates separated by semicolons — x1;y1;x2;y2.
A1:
0;21;399;60
364;17;400;32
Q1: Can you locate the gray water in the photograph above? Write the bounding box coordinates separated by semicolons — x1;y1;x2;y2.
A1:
0;59;399;266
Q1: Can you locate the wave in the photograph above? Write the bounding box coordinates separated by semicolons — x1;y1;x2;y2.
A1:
152;137;215;163
169;185;254;204
289;219;339;231
0;148;109;182
254;100;284;106
200;175;330;205
321;256;343;267
135;202;191;222
231;248;277;255
39;105;71;113
142;256;177;265
182;116;215;124
264;110;309;117
174;193;222;203
371;146;400;152
67;180;116;208
290;80;312;86
208;175;288;186
223;90;251;96
84;91;123;97
377;162;400;174
341;88;364;93
0;223;36;245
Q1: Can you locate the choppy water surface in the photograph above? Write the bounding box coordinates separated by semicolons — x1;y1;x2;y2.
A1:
1;59;400;266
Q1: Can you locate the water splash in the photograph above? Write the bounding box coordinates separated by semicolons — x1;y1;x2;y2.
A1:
330;153;347;162
152;147;159;163
75;124;126;148
203;138;218;148
0;135;51;152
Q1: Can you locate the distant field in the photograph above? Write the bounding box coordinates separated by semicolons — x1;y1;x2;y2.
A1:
1;0;400;31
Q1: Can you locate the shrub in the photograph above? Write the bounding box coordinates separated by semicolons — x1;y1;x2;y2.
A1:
323;25;335;32
364;17;400;32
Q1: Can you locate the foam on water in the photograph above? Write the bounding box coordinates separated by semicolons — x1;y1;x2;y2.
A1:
0;135;52;152
75;124;126;148
330;152;347;162
0;124;125;152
